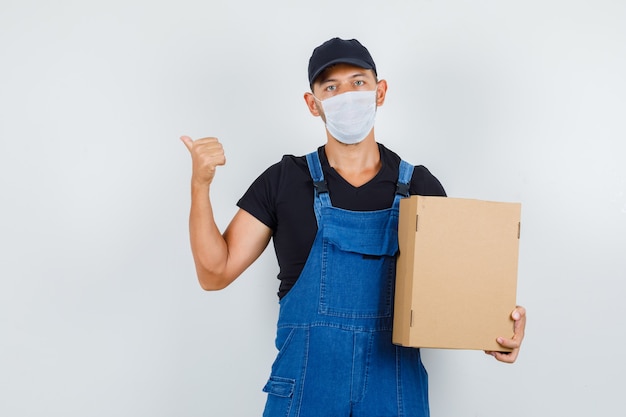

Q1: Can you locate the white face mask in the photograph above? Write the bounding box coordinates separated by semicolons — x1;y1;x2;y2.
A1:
316;90;378;145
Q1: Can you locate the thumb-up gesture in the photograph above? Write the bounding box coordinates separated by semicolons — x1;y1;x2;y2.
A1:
181;136;226;186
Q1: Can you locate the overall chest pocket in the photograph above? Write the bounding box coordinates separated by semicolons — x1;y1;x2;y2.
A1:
319;221;398;319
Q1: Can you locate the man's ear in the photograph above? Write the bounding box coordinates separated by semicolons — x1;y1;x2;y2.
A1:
304;92;321;117
376;79;388;106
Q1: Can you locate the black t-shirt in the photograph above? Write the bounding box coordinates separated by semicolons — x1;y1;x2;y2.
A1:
237;143;447;299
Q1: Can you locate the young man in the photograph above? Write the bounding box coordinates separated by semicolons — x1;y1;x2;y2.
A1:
181;37;526;417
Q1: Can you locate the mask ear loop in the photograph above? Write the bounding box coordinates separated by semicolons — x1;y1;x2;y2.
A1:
311;94;325;118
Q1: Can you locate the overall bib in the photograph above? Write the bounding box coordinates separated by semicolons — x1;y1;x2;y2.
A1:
262;151;429;417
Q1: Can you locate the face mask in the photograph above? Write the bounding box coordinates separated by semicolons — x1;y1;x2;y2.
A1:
316;90;377;145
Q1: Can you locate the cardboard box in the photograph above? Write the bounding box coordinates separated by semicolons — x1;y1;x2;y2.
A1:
393;196;521;351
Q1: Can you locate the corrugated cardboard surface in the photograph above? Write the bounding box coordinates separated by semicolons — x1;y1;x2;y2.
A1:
393;196;521;351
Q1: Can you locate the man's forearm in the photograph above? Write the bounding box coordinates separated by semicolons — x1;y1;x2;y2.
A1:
188;182;230;290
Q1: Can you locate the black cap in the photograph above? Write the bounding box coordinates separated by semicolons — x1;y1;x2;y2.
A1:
307;38;377;86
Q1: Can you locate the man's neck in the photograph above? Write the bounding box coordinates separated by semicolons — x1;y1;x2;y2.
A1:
324;133;382;187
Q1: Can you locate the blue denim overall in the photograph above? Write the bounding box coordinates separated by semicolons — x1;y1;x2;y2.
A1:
262;150;429;417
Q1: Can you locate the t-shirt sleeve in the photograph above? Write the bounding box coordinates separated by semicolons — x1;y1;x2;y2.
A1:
410;165;447;197
236;163;280;231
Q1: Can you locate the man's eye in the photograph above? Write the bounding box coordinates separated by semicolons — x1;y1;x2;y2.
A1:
325;85;336;92
354;80;364;86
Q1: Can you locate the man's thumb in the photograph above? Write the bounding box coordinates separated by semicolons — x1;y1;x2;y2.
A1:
180;135;193;152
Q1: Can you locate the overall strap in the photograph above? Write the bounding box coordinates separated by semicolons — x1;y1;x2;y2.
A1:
305;151;332;224
393;160;414;207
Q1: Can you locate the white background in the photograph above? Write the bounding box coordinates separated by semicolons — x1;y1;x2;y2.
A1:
1;1;625;416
